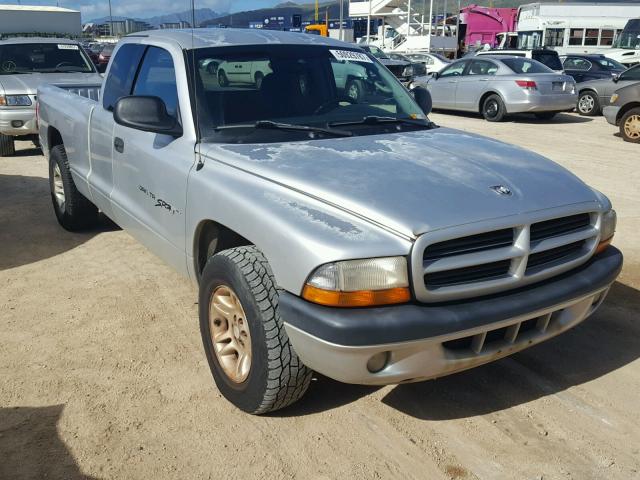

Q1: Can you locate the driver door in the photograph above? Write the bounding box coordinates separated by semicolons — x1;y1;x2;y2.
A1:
110;46;195;275
427;61;467;109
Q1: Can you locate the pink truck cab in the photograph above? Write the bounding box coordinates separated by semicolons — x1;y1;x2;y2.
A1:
459;4;518;50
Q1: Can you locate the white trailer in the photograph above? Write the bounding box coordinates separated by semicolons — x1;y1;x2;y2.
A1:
515;2;640;57
0;5;81;37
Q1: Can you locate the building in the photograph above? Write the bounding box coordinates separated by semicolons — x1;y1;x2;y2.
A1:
0;4;81;37
160;21;191;29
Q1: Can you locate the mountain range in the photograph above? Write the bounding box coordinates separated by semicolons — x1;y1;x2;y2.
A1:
88;8;226;27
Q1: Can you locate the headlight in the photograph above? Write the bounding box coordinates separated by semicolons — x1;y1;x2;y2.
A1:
302;256;411;307
402;65;414;77
596;209;616;254
610;93;619;104
0;95;32;106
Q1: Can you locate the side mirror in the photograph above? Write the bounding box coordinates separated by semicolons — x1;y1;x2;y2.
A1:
431;71;439;80
411;86;432;115
613;73;621;83
114;96;182;137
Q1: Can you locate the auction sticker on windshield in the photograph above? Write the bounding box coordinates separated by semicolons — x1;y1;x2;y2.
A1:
57;44;79;50
330;50;372;63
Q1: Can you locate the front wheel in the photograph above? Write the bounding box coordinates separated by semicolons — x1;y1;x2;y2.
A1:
619;107;640;143
482;94;507;122
0;133;15;156
577;91;600;116
218;69;229;87
199;246;312;414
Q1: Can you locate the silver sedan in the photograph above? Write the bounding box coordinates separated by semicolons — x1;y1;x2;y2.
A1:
425;56;577;121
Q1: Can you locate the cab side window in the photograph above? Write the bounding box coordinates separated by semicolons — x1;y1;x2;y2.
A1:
132;46;179;117
102;44;145;111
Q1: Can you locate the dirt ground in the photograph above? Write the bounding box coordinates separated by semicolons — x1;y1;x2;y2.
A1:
1;112;639;480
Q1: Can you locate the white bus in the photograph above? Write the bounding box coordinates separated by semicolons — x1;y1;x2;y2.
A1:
606;18;640;66
515;2;640;56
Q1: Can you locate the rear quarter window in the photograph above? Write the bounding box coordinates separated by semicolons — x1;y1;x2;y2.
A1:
102;44;146;111
501;58;553;74
532;52;563;71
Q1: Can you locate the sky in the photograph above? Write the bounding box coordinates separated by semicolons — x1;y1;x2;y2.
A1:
2;0;287;20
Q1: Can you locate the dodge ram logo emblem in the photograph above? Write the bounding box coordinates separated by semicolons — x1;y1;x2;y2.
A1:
490;185;512;196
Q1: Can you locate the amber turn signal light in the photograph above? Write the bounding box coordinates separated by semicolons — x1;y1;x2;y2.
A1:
595;237;613;255
302;284;411;308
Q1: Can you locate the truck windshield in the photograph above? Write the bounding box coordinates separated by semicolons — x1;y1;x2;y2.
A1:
0;43;95;74
190;45;428;143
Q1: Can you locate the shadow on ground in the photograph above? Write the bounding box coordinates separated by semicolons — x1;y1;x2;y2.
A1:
381;281;640;420
432;110;593;124
0;174;117;271
0;405;99;480
280;282;639;418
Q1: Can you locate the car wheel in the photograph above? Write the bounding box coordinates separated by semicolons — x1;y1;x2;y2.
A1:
49;145;98;231
619;107;640;143
577;91;600;116
0;133;15;156
254;71;264;89
207;61;219;75
218;69;229;87
534;112;557;120
199;246;313;414
345;79;364;102
482;94;507;122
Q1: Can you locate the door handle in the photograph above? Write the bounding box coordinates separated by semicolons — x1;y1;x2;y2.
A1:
114;137;124;153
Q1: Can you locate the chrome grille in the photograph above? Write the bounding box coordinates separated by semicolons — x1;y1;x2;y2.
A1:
412;208;602;302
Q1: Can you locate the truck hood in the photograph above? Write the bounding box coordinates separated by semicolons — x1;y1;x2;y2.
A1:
203;128;600;238
0;72;103;95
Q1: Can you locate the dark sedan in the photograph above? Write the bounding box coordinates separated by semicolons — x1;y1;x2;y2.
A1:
560;54;626;83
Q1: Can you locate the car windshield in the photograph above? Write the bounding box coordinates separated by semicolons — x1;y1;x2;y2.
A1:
501;57;553;74
594;57;626;71
190;45;429;144
365;46;390;60
430;53;450;63
0;42;95;74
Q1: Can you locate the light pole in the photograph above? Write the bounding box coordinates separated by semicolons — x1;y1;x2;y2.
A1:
108;0;113;37
339;0;344;41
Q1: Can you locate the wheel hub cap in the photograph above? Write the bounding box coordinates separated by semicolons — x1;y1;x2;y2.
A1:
624;115;640;139
53;164;65;209
579;95;594;112
209;285;252;383
486;101;498;117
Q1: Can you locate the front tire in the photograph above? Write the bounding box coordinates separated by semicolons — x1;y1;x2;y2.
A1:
577;91;600;116
482;94;507;122
619;107;640;143
199;246;312;414
0;133;15;156
48;145;98;231
218;69;229;87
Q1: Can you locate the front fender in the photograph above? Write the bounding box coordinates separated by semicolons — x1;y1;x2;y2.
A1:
186;153;412;294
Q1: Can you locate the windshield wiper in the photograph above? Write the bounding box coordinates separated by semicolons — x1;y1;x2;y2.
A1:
0;71;33;75
215;120;353;137
330;115;431;128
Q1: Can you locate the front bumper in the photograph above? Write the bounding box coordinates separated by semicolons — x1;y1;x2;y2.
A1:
0;108;37;135
603;106;620;126
281;247;622;385
507;93;578;113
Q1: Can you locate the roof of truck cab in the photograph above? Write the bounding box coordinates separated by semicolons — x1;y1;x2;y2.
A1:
0;37;78;45
128;28;355;49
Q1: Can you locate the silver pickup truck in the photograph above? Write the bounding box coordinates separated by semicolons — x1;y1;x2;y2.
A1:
0;37;102;156
38;29;623;414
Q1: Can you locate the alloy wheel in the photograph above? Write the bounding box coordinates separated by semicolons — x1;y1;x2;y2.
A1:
53;163;65;209
209;285;252;383
623;114;640;140
578;94;595;114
